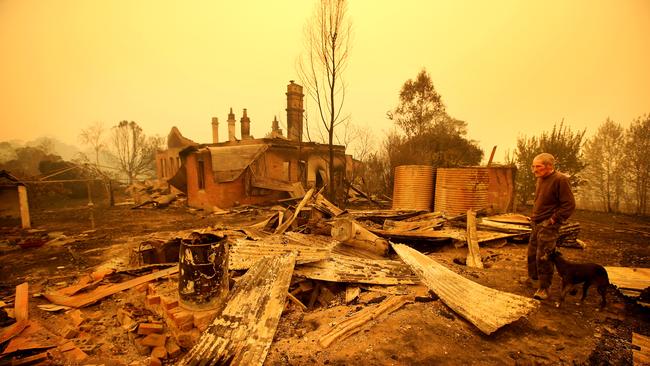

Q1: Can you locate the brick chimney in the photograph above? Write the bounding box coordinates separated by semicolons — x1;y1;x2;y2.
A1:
211;117;219;143
271;116;283;138
286;81;304;142
240;109;251;140
227;107;236;141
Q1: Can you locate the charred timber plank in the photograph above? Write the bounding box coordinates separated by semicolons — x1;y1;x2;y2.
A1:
483;214;530;225
478;219;531;233
332;244;386;260
0;320;28;345
14;282;28;321
465;210;483;269
383;218;443;232
178;254;296;366
43;266;178;308
633;332;650;365
319;295;410;348
392;243;538;335
294;254;417;285
369;227;455;241
331;219;389;256
275;188;314;234
229;235;334;270
312;193;344;217
605;266;650;291
346;209;426;224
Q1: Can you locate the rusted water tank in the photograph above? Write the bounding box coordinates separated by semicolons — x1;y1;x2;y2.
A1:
392;165;434;211
434;167;489;216
179;232;229;311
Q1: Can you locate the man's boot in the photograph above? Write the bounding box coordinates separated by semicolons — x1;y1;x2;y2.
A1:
533;288;549;300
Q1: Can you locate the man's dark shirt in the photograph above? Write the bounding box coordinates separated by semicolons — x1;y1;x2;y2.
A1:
531;171;576;224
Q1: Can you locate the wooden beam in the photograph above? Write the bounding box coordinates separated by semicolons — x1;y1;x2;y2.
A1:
287;292;308;311
44;266;178;308
392;243;538;335
14;282;28;321
275;188;314;234
466;210;483;269
178;254;295;366
319;296;410;348
0;320;28;345
331;219;389;256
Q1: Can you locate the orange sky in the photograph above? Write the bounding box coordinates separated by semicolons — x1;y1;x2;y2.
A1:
1;0;649;162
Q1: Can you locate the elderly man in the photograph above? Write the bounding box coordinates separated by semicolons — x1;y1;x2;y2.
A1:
526;153;576;300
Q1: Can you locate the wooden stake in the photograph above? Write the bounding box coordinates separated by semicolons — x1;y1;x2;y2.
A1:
466;210;483;269
17;185;30;229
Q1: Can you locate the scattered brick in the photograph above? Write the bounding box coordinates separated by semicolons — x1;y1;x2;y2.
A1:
140;333;167;347
138;323;164;335
166;338;182;358
151;346;167;359
145;295;161;306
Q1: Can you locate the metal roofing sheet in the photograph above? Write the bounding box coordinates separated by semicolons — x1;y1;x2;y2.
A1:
208;144;269;182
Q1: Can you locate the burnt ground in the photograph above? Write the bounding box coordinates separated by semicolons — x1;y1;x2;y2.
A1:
0;200;649;365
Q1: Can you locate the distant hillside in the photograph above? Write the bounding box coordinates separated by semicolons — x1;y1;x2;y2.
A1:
0;136;82;162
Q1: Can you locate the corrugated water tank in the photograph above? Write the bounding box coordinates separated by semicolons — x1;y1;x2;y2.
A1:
434;167;489;216
392;165;434;211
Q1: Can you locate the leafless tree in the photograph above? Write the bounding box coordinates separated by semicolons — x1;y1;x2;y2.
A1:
298;0;352;199
79;122;106;169
109;121;162;184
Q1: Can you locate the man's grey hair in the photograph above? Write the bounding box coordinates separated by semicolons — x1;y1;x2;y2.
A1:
534;153;555;167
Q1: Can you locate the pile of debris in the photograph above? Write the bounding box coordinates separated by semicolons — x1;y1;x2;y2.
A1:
2;189;596;365
126;180;185;209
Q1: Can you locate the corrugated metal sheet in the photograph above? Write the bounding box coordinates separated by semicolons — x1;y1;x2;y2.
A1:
208;144;269;182
434;167;489;216
392;165;434;211
393;243;538;335
294;254;418;285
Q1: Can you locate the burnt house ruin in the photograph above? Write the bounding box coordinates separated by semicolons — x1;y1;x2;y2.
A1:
156;81;351;210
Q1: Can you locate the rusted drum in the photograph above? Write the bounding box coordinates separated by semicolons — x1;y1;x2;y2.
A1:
434;167;489;216
392;165;434;211
178;232;229;311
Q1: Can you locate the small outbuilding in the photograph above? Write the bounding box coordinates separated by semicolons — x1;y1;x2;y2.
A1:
0;170;31;228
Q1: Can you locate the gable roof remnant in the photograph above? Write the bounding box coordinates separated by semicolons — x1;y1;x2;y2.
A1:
208;144;269;182
392;243;538;335
167;126;199;149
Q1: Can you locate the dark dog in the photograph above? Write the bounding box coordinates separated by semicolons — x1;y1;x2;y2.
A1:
548;251;609;308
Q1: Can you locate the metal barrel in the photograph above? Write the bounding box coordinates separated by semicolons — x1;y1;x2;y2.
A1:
434;167;489;216
392;165;434;211
178;232;229;311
